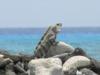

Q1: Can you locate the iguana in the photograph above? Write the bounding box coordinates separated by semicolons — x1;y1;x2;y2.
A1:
34;23;62;58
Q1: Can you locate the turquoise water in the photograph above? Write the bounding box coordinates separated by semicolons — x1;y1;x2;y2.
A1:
0;28;100;60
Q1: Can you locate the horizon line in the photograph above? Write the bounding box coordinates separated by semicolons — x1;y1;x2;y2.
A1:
0;26;100;28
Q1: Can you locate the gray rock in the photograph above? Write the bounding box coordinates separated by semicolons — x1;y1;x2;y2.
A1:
53;47;88;63
73;48;88;56
76;70;83;75
90;58;100;74
0;58;13;69
46;41;74;57
64;68;78;75
63;56;91;73
6;69;16;75
5;63;16;75
28;58;64;75
53;53;71;63
0;70;5;75
14;64;26;74
80;68;98;75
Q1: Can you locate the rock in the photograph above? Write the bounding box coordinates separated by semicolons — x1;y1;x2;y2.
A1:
5;63;16;75
0;70;5;75
72;48;88;56
65;67;78;75
90;58;100;74
53;53;70;63
76;70;83;75
0;58;13;69
28;58;63;75
6;69;16;75
53;48;88;64
46;41;74;57
14;64;26;74
0;51;32;64
18;73;28;75
17;61;24;69
80;68;98;75
53;47;88;63
0;54;4;58
63;56;91;74
26;70;30;75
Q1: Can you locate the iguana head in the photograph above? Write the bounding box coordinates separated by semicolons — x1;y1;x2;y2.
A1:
52;23;62;33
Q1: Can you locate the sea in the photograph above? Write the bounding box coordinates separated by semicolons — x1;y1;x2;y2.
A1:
0;27;100;60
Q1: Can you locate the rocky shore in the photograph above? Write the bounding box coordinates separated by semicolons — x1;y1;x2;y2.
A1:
0;23;100;75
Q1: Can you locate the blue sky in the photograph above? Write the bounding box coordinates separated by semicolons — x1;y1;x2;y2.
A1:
0;0;100;28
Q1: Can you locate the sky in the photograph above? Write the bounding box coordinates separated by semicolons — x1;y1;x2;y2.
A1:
0;0;100;28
